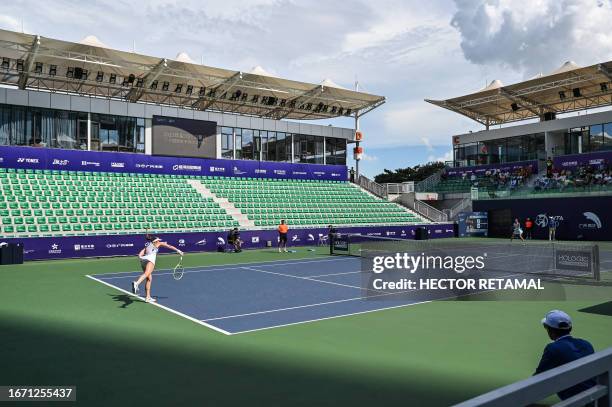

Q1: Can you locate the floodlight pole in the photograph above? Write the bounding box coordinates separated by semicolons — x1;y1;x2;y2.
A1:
354;80;360;181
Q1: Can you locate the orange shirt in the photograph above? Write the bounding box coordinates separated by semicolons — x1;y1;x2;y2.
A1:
278;224;288;234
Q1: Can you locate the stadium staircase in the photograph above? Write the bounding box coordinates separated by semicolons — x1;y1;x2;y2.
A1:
186;180;255;228
0;168;428;238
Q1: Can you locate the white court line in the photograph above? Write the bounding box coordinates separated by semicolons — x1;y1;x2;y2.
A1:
229;300;434;335
85;274;232;336
97;256;355;277
202;290;403;322
308;270;364;278
239;266;367;291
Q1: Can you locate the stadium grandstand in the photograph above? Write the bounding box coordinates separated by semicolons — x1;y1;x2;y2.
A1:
0;28;441;256
1;23;612;407
412;59;612;241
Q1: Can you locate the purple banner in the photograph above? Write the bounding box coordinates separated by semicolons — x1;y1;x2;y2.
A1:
0;224;455;261
553;151;612;170
446;160;537;177
473;196;611;241
0;146;347;181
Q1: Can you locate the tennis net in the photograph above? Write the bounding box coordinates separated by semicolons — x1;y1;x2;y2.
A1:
331;234;601;281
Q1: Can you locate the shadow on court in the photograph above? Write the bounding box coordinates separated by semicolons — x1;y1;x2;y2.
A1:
0;316;486;407
579;301;612;317
109;294;137;308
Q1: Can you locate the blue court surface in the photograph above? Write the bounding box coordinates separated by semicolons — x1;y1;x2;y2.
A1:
88;256;421;335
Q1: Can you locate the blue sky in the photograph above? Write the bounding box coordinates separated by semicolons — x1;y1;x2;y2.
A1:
2;0;611;177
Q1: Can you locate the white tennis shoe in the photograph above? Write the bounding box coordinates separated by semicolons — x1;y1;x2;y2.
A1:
145;297;157;303
132;281;139;294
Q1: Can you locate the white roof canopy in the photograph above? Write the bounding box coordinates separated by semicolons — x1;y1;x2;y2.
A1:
0;28;385;120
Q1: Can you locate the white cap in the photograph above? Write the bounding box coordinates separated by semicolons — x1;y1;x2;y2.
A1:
541;310;572;329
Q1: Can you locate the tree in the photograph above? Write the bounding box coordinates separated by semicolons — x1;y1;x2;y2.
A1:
374;161;445;184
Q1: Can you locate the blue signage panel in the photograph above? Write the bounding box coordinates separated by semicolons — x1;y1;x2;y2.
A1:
0;224;455;261
0;146;348;181
457;212;488;237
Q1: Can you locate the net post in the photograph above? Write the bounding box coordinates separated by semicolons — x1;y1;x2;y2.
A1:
593;244;600;281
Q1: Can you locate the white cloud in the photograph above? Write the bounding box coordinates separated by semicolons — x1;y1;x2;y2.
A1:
428;150;453;163
0;15;22;32
360;153;379;161
451;0;612;76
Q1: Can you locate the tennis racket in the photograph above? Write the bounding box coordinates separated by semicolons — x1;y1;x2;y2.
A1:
173;255;184;280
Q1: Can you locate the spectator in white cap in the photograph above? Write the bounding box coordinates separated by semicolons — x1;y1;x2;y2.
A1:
534;310;595;400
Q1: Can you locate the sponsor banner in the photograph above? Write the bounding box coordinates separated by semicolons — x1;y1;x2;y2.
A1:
473;196;610;241
0;224;454;261
446;160;537;178
555;249;593;273
553;151;612;170
0;146;347;181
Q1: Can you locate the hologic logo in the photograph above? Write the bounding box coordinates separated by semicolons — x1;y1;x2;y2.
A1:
580;212;602;229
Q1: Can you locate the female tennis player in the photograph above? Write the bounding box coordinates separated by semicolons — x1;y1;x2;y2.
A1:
510;218;526;243
132;234;183;303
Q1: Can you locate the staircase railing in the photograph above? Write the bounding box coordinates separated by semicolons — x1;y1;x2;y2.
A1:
415;168;444;192
414;200;448;222
357;175;387;198
447;197;472;220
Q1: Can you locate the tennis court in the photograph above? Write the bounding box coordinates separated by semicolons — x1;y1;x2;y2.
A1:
88;238;612;335
89;256;419;335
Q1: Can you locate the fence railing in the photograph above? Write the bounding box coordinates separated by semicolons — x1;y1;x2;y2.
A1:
415;169;444;192
384;182;415;195
447;197;472;220
454;347;612;407
414;200;447;222
357;175;387;198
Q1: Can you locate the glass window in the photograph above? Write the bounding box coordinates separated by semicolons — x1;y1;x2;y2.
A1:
91;114;141;153
604;123;612;151
590;124;604;151
276;132;288;162
267;132;276;161
506;136;523;162
235;129;242;159
242;129;253;160
453;142;479;166
325;137;346;165
221;127;234;159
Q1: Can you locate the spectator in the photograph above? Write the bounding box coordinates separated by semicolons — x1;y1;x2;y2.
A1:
349;167;356;183
327;224;337;255
548;215;558;241
227;227;242;253
546;157;553;178
534;310;595;401
524;217;534;239
278;219;289;253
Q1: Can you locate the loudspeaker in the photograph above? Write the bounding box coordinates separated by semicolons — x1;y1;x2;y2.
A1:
0;245;12;265
543;112;556;121
415;227;429;240
74;67;83;80
11;243;23;264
